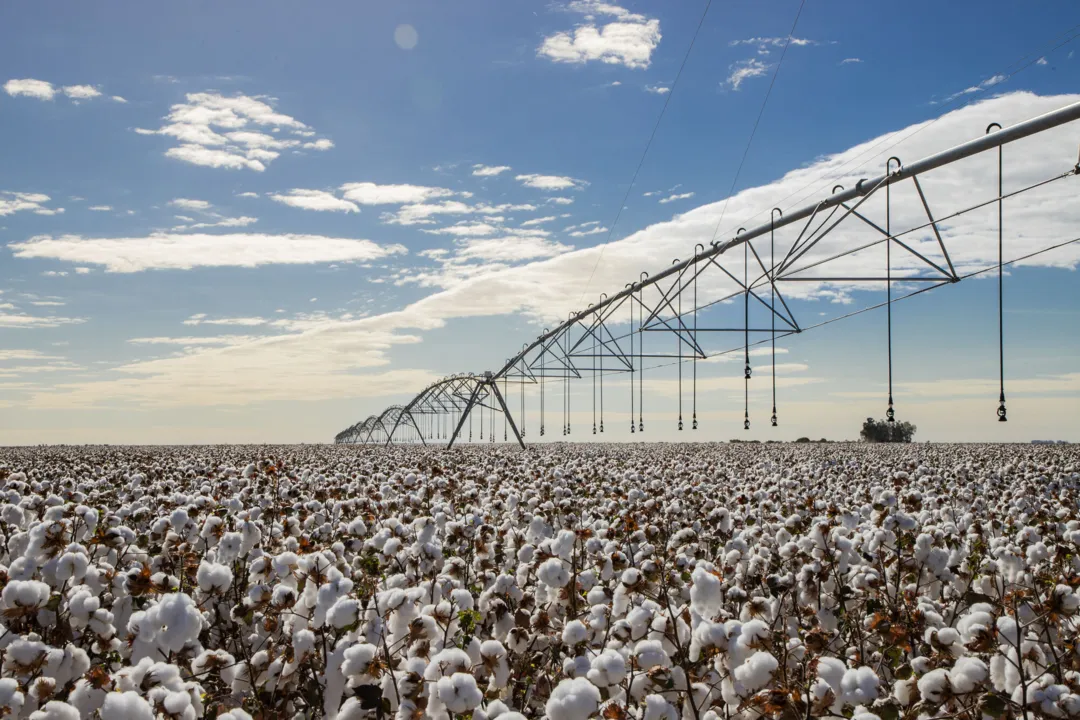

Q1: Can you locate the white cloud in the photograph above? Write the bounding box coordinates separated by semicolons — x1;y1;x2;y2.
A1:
177;216;259;231
840;57;862;65
538;1;661;70
452;236;574;263
112;95;128;103
645;85;670;94
339;182;456;205
62;85;101;100
382;201;536;226
74;267;91;274
546;196;575;205
4;78;56;100
569;225;608;237
137;92;333;172
9;232;408;273
183;315;268;327
521;216;558;227
128;335;257;347
726;58;770;90
730;37;815;54
1037;57;1048;66
423;222;501;237
168;198;213;211
269;189;359;213
88;205;113;212
516;173;586;190
0;192;63;217
236;191;259;198
659;191;695;204
472;164;512;177
0;312;84;328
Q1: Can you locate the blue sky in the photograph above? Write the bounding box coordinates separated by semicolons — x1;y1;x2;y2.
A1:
1;0;1079;444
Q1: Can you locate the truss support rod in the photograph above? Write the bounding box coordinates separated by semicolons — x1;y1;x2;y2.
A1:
447;382;481;449
492;99;1080;382
489;380;526;449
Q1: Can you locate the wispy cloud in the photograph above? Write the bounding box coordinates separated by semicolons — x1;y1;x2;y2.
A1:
9;233;407;273
472;164;512;177
936;74;1007;104
269;189;359;213
725;58;770;90
516;174;587;191
840;57;862;65
0;192;64;217
659;191;694;204
645;85;670;94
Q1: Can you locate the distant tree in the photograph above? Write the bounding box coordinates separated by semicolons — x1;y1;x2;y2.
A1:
795;437;811;443
860;417;917;443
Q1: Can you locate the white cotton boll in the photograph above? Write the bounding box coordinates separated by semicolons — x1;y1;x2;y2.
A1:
55;552;88;583
918;668;950;703
152;593;204;653
816;656;846;694
28;701;81;720
342;643;379;678
196;560;233;593
563;619;588;646
852;707;881;720
436;673;483;714
643;694;680;720
328;598;360;629
690;566;724;619
545;677;600;720
170;508;189;530
948;656;988;694
634;639;670;670
537;558;570;588
588;648;627;687
734;651;778;694
0;679;24;716
217;532;243;564
293;629;316;658
2;580;50;611
841;666;880;705
100;691;154;720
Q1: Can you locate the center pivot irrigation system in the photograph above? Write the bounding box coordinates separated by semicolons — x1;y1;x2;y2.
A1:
336;101;1080;449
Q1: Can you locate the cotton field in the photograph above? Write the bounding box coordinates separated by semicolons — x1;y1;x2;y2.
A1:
0;443;1078;720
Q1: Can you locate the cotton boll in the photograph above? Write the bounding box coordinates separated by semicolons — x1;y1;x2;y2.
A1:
733;651;778;694
545;677;600;720
690;566;724;619
537;558;570;588
196;560;233;593
918;668;951;704
948;656;988;694
841;666;880;705
100;691;153;720
563;619;588;646
588;648;628;687
28;701;81;720
435;673;483;714
643;694;680;720
0;679;24;716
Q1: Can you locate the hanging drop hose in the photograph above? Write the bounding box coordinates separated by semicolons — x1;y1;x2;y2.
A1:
771;209;781;427
693;246;702;430
599;294;606;434
504;376;508;441
592;315;597;435
742;229;750;431
675;259;683;431
639;272;647;433
988;123;1007;422
886;157;901;423
540;331;547;437
628;284;635;434
565;333;571;435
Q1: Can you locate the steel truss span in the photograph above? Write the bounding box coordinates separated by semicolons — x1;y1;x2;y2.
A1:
336;101;1080;448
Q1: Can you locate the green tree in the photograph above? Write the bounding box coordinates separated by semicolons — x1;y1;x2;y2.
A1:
860;417;916;443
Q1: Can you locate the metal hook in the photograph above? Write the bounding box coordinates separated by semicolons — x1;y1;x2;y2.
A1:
986;122;1002;134
887;156;902;176
832;185;845;194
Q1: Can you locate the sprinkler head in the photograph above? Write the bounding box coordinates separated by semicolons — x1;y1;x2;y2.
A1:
692;417;698;430
678;420;683;431
599;422;604;433
744;418;750;430
997;402;1008;422
886;405;895;422
771;413;778;427
744;365;752;380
